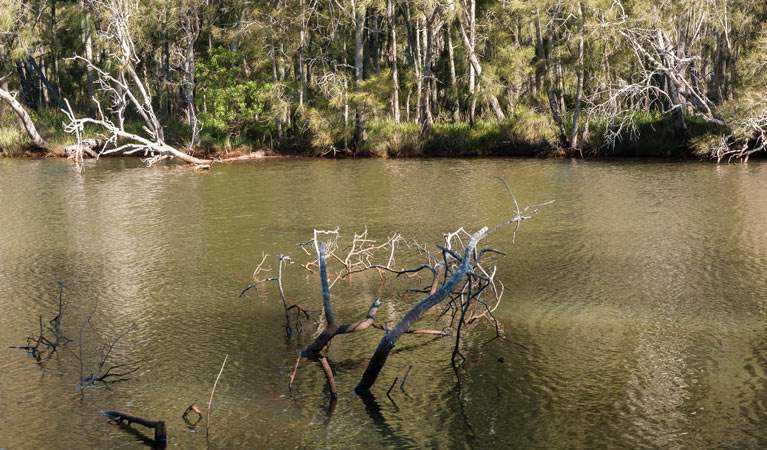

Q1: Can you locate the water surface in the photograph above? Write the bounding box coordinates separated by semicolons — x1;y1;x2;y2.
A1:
1;158;767;448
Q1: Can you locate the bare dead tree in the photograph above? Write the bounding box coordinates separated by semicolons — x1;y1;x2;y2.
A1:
587;0;728;148
61;0;213;167
244;179;551;398
710;113;767;162
0;87;48;150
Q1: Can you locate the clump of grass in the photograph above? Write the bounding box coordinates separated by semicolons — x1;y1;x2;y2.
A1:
0;124;31;156
363;120;421;157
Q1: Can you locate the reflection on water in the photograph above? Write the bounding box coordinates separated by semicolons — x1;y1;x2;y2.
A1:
2;158;767;448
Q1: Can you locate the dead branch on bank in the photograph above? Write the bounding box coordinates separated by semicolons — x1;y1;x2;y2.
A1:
243;178;552;399
103;411;166;447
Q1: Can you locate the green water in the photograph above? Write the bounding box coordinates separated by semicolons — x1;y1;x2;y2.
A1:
1;158;767;448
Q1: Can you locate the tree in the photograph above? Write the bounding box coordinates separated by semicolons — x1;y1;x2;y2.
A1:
0;0;49;149
63;0;212;166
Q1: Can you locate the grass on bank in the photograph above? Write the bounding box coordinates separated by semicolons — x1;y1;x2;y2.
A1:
0;105;728;159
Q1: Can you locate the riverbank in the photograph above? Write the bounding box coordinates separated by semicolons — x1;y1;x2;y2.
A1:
0;107;737;160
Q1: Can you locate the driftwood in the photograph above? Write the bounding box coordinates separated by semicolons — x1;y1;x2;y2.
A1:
103;411;166;445
63;138;102;159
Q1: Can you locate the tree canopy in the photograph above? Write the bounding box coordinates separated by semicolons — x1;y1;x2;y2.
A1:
1;0;765;158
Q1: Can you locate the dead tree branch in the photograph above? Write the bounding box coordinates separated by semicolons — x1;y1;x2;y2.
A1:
240;254;309;336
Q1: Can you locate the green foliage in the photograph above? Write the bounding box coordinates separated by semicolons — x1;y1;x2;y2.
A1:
196;47;272;141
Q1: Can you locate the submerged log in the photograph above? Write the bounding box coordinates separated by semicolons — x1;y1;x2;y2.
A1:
103;411;166;445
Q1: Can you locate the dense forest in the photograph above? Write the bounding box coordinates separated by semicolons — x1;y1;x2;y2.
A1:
1;0;766;161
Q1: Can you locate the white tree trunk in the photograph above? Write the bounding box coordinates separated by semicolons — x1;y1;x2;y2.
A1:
0;88;48;150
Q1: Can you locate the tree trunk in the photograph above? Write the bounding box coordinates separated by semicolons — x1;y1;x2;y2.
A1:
458;14;505;122
0;88;48;150
270;37;283;141
468;0;476;126
17;60;36;110
415;15;422;123
183;25;200;147
446;23;459;122
569;3;584;151
82;6;96;116
161;34;170;122
536;19;566;146
26;56;66;110
353;5;366;152
298;0;307;107
420;8;439;138
388;0;400;123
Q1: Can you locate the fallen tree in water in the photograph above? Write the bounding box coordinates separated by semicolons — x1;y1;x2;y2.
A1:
242;179;552;398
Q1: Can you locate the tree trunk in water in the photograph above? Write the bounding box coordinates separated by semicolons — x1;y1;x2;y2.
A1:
353;6;366;152
0;88;48;149
569;3;584;151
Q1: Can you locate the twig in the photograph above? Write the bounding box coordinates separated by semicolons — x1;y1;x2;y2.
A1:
288;353;302;395
400;365;412;391
206;354;228;438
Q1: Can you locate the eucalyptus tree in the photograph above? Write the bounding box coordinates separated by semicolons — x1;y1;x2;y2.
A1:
0;0;48;149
